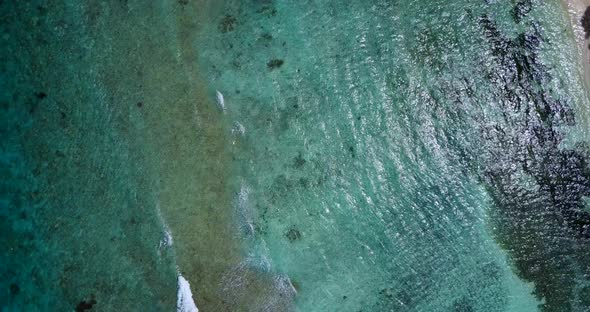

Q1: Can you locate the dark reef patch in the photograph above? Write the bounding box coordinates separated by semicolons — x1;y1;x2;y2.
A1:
34;91;47;99
256;5;277;17
511;0;532;24
257;33;273;48
582;6;590;39
9;283;19;296
260;33;273;41
219;15;237;33
293;152;306;169
267;58;284;70
75;298;97;312
453;298;474;312
477;14;590;312
285;227;301;241
348;146;355;158
373;286;414;310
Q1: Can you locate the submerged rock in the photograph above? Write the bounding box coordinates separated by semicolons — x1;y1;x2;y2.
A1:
267;59;284;70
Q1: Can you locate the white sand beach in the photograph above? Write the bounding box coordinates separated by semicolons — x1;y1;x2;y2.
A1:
562;0;590;85
560;0;590;143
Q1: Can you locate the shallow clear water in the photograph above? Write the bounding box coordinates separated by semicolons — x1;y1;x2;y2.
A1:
2;0;590;311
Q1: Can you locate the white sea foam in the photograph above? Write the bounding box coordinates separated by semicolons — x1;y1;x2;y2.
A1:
216;90;226;112
232;121;246;135
156;203;174;254
161;226;173;248
155;201;199;312
237;183;255;235
177;273;199;312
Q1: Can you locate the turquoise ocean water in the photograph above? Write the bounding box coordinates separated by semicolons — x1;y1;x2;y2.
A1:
2;0;590;311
